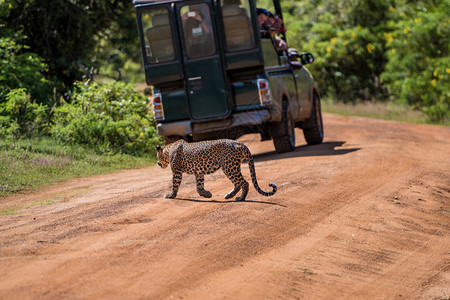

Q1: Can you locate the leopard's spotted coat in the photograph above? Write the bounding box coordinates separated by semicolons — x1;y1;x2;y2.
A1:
156;139;277;201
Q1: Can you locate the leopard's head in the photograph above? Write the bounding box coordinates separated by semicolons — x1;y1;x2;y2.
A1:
155;144;169;169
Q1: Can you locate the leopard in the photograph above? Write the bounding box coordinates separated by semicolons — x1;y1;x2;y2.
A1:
156;139;277;201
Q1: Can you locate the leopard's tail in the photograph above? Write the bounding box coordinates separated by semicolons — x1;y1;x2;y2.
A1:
242;145;277;196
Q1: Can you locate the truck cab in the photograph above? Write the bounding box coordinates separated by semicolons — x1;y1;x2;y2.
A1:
133;0;323;153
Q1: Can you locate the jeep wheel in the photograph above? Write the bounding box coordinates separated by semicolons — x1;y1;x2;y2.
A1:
303;93;324;145
273;101;296;153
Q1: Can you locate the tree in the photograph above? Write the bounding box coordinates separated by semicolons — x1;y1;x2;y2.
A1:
281;0;390;101
0;35;51;103
381;0;449;122
1;0;137;89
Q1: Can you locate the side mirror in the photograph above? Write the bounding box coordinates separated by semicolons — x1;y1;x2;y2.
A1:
299;52;314;65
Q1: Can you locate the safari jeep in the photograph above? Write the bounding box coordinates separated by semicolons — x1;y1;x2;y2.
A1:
133;0;323;153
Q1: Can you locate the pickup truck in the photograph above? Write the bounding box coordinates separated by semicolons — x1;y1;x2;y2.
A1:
133;0;323;153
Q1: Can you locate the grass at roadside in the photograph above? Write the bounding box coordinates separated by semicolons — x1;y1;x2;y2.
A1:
0;199;56;215
0;137;155;197
322;98;449;126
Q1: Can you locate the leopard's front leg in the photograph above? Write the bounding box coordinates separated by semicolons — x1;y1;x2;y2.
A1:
195;174;212;198
165;170;182;199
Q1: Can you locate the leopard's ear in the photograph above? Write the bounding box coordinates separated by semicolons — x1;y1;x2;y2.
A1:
156;144;162;151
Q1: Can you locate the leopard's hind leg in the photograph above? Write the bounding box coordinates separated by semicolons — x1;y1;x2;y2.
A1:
195;174;212;198
224;186;240;199
222;161;249;201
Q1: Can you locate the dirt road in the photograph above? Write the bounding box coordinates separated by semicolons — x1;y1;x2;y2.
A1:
0;113;449;299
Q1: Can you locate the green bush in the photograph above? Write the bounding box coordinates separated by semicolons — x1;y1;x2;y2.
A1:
282;0;389;101
280;0;448;122
51;81;161;156
381;1;449;122
0;88;49;138
0;36;52;104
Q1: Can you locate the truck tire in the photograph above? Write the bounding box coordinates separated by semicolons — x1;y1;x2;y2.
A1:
303;93;324;145
273;101;296;153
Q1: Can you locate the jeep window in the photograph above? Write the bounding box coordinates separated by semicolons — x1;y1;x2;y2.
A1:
141;7;175;64
221;0;255;51
180;4;216;59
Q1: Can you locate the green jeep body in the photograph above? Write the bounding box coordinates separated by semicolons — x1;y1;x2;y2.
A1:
133;0;323;152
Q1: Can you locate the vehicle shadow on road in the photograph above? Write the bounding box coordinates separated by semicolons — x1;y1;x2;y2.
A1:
253;141;360;162
174;198;287;207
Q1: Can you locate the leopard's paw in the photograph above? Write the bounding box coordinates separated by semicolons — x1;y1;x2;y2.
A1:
199;190;212;198
164;192;177;199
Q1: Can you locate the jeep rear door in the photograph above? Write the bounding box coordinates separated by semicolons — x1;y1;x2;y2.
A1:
176;1;230;120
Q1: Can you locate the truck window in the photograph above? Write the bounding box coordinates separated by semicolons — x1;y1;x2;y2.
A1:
180;4;216;59
221;0;255;51
142;7;175;64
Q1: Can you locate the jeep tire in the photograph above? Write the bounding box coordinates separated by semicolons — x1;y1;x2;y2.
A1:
273;101;296;153
303;93;324;145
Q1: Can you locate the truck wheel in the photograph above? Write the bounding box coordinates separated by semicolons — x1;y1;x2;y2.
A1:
273;101;296;153
303;93;324;145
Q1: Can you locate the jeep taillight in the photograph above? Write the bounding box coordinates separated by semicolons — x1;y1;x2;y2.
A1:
257;79;273;106
258;80;267;89
152;93;164;121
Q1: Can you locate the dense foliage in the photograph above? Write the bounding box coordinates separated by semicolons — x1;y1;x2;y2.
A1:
0;81;161;156
0;0;156;157
0;88;48;138
0;36;51;103
277;0;449;122
381;1;449;122
1;0;141;90
52;82;161;156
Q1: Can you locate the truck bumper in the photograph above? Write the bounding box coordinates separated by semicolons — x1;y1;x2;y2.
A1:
157;110;271;137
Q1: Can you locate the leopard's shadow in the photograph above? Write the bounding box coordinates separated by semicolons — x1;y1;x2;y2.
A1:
174;197;287;207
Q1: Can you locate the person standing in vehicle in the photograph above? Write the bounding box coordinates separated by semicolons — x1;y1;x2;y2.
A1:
269;14;287;51
181;4;214;56
257;8;269;28
257;8;270;38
